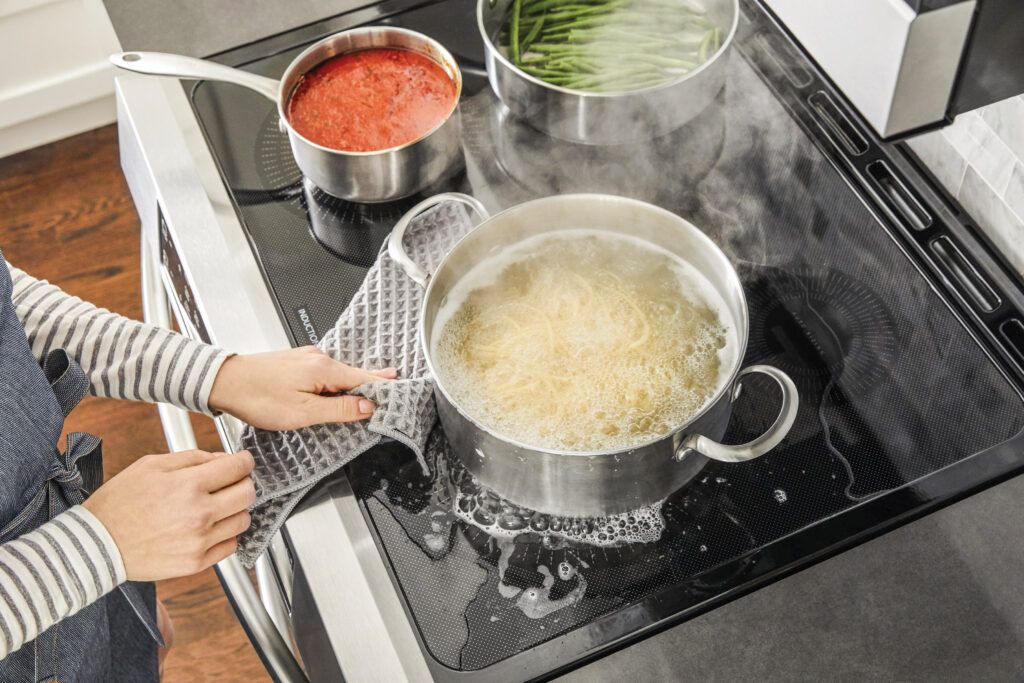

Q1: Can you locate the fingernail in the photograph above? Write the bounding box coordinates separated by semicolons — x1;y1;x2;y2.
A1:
383;367;399;379
359;399;375;414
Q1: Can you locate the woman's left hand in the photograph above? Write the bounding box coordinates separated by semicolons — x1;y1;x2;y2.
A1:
209;346;398;430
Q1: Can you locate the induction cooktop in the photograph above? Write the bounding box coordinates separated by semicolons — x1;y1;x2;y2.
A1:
188;0;1024;679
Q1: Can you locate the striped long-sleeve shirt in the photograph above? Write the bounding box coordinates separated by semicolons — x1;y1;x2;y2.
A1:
0;263;231;659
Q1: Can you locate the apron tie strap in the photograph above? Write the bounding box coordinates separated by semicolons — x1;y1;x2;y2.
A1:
42;349;91;419
47;432;103;508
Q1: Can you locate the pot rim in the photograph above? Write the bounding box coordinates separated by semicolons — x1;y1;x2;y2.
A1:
276;26;463;157
475;0;739;99
420;192;751;458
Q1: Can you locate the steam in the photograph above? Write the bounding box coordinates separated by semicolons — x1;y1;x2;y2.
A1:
460;26;824;269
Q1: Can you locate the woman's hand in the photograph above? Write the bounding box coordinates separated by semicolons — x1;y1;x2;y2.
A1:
208;346;398;431
83;449;256;581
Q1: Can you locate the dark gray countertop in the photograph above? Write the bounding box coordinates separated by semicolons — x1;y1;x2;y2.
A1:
560;473;1024;681
99;3;1024;679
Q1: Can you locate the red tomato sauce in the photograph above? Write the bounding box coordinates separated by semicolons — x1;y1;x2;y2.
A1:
287;48;457;153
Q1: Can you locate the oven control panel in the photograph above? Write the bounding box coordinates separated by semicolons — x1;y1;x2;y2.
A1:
158;207;211;344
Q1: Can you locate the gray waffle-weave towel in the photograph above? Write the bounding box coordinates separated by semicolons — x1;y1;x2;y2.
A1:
236;201;474;567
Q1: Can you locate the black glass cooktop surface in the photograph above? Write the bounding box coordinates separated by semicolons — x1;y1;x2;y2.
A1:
190;0;1024;679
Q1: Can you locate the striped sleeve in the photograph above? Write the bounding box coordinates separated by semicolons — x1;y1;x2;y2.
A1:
6;264;230;416
0;507;124;660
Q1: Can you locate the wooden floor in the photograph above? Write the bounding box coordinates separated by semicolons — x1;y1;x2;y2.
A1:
0;126;270;681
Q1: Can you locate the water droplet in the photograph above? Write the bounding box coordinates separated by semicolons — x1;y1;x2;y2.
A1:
699;544;708;552
773;489;788;503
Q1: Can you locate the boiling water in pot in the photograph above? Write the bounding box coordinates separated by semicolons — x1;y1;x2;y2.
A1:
432;230;737;452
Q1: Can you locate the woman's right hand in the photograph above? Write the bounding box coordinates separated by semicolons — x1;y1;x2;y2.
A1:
82;449;256;581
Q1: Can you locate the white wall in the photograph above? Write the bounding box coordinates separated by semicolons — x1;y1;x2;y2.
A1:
0;0;120;159
909;97;1024;277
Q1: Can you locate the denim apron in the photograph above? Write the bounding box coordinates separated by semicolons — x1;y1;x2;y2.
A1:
0;250;160;682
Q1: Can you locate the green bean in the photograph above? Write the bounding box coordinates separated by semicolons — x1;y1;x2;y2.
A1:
510;0;523;64
521;64;573;75
520;13;547;53
697;27;713;62
523;0;608;13
528;42;578;53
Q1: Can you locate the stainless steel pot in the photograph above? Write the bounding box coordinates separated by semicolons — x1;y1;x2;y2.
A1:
389;192;799;517
109;27;463;202
477;0;738;144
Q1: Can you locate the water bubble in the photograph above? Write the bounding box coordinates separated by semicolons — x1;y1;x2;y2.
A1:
474;508;496;526
498;513;527;531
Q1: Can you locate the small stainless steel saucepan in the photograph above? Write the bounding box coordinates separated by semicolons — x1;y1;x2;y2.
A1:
389;192;799;518
110;27;463;202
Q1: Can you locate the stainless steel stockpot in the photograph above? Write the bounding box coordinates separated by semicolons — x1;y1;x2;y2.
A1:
477;0;738;144
389;192;799;517
110;27;463;202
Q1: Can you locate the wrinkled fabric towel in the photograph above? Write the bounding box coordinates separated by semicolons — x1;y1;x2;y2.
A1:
237;201;474;567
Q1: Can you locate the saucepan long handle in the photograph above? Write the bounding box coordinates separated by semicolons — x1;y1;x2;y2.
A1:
109;51;281;103
388;192;490;288
677;364;799;463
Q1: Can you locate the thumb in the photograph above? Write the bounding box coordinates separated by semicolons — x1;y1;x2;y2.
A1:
309;395;376;425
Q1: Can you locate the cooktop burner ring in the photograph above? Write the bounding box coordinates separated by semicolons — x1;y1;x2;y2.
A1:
251;112;428;266
742;265;900;394
254;111;399;224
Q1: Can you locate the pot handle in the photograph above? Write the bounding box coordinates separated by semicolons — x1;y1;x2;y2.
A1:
676;364;799;464
388;192;490;288
109;52;280;102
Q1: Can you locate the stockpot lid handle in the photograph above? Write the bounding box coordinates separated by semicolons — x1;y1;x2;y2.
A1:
676;364;799;463
387;192;490;288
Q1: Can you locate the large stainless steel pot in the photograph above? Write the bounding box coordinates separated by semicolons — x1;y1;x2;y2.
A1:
109;27;463;202
477;0;738;144
389;192;798;517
